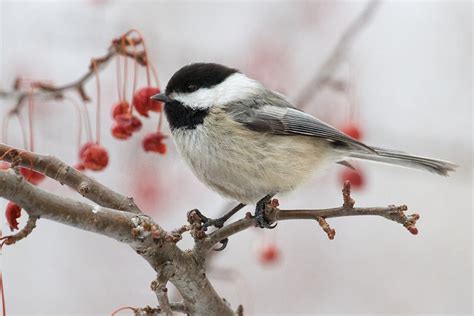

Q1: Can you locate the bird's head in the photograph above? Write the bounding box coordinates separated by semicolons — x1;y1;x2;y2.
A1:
151;63;260;110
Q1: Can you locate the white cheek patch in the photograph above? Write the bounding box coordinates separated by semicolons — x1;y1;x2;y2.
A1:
172;89;218;110
172;73;261;110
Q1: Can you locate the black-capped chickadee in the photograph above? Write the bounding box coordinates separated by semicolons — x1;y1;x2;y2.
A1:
152;63;456;228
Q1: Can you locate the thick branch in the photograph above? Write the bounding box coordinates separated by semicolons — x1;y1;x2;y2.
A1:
0;169;156;246
0;144;235;316
0;143;142;214
294;0;380;108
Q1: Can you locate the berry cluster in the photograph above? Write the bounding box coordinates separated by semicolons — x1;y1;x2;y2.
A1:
3;30;169;232
107;31;167;155
73;30;168;170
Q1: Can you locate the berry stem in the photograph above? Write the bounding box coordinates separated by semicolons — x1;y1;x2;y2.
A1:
79;98;93;142
348;65;359;122
65;97;83;152
126;36;139;115
91;59;101;144
125;29;150;86
16;112;29;150
111;306;135;316
149;60;161;87
115;55;123;102
1;113;11;143
0;273;6;316
121;36;128;102
27;87;35;151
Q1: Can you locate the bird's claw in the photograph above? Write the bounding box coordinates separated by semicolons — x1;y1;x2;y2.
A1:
188;209;211;231
203;218;226;230
254;195;277;229
213;238;229;251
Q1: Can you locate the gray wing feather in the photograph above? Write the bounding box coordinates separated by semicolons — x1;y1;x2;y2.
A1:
227;91;375;154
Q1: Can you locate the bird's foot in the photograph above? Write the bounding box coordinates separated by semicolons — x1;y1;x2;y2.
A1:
191;203;246;231
213;238;229;251
188;203;246;251
254;195;278;229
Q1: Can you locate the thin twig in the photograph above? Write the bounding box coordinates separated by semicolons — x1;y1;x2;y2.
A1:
0;214;39;246
151;263;175;316
196;181;419;254
0;33;148;113
294;0;380;108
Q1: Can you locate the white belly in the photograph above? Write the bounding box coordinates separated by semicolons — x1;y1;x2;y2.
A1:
172;113;335;203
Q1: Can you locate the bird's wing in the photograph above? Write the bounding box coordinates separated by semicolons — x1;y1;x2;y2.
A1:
226;91;375;154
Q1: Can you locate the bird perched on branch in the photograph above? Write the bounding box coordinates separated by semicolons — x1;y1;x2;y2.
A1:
152;63;456;228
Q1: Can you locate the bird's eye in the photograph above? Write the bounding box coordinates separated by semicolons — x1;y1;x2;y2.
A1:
186;84;198;92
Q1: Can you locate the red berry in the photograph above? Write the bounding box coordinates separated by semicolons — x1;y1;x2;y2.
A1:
79;142;95;159
133;87;162;117
114;113;142;133
340;122;363;140
258;244;280;265
153;142;166;154
20;167;46;185
111;101;130;119
340;169;365;189
81;144;109;171
111;123;132;140
5;202;21;231
142;132;167;154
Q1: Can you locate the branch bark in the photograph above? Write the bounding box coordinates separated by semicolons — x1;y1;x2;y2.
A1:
0;169;153;246
130;303;188;316
195;182;419;255
0;148;235;316
0;143;142;214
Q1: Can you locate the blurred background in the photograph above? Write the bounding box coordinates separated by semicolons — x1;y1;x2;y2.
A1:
0;0;472;315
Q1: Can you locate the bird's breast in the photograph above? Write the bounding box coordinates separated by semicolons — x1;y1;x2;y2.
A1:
171;108;334;203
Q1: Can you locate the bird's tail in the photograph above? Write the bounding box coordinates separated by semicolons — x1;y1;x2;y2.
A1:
347;146;457;176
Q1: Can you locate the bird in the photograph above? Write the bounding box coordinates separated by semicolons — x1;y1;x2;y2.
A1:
151;62;456;228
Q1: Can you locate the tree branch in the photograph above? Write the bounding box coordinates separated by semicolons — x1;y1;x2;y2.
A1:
294;0;380;108
0;169;157;246
0;146;235;316
196;181;419;255
130;303;188;316
0;33;147;112
0;213;38;246
0;143;142;214
151;262;175;316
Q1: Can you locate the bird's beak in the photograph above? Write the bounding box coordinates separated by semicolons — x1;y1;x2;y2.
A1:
151;92;170;103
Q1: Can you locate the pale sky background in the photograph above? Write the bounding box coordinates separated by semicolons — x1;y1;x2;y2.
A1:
0;1;472;315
